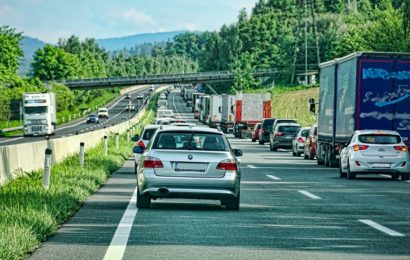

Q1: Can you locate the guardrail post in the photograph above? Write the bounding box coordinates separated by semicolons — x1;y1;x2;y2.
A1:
79;142;85;167
116;133;120;149
127;129;130;142
43;148;52;190
104;136;108;155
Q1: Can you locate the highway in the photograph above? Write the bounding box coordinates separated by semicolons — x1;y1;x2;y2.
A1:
0;86;152;147
30;90;410;260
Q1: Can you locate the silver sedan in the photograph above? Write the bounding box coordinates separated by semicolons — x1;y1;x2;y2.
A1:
133;126;242;210
339;130;410;180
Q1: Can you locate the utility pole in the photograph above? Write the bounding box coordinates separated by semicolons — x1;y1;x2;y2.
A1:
304;0;308;85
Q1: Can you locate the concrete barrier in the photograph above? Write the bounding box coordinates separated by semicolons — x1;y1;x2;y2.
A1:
0;86;164;186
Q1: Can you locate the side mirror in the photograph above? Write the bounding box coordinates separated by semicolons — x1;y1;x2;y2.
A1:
131;134;140;142
133;146;144;154
233;149;243;157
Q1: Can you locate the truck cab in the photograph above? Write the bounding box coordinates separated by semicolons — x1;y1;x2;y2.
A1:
23;92;56;136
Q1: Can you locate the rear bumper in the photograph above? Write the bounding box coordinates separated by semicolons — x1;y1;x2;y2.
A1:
138;170;240;199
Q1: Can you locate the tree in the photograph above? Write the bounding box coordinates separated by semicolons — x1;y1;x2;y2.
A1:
0;26;23;81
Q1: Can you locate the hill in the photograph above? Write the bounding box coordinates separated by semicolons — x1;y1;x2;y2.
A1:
96;30;187;51
18;36;46;76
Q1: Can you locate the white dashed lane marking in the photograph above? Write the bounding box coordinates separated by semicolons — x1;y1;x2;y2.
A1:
359;219;405;237
298;190;321;200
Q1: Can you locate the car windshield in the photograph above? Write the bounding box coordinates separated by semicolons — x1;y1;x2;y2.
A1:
88;114;97;117
153;131;227;151
25;106;47;114
142;128;158;140
99;109;107;112
278;126;300;132
358;134;401;144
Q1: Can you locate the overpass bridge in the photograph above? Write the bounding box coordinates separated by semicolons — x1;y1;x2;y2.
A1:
60;69;277;89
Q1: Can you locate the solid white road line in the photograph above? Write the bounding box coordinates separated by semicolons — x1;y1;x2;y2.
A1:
0;137;24;144
103;187;139;260
247;165;257;168
406;181;410;184
241;181;317;184
241;166;330;170
358;219;405;237
266;174;281;181
298;190;321;200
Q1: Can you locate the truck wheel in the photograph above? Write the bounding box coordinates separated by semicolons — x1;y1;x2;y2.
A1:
136;188;151;208
346;161;356;180
259;140;264;145
328;151;339;168
252;138;256;142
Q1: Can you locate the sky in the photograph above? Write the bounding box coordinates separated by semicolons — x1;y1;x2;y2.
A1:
0;0;258;43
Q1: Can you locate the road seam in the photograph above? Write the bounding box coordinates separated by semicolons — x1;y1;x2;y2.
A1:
298;190;321;200
266;175;281;180
358;219;405;237
103;186;139;260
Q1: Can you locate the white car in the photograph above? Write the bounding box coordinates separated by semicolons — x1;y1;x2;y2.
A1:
97;108;109;118
339;130;410;180
292;127;310;156
133;125;161;169
157;109;174;118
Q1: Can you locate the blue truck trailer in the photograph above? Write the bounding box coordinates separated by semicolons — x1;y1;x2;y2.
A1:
315;52;410;167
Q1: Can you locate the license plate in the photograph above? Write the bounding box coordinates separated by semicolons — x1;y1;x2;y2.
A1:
372;163;390;168
175;163;206;172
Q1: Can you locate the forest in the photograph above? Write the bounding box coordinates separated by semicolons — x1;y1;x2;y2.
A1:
1;0;410;125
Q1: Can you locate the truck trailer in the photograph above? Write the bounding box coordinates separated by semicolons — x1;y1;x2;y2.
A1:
221;94;236;133
208;95;223;128
234;92;271;138
315;52;410;167
23;92;57;136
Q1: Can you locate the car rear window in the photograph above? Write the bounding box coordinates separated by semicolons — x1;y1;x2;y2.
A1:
153;132;227;151
143;128;158;140
358;134;401;144
278;126;300;132
262;119;275;128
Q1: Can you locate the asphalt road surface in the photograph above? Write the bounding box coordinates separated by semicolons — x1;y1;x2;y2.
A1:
30;90;410;260
0;86;152;147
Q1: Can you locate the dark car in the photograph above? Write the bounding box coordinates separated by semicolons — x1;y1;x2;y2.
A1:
234;122;247;138
270;123;301;151
304;124;317;160
258;118;276;145
252;123;261;142
86;114;99;124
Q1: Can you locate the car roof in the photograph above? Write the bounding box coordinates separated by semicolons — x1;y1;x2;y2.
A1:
354;129;400;135
157;126;222;134
276;122;300;127
143;124;161;130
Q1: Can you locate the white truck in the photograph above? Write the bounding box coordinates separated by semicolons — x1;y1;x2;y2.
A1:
221;94;236;133
23;92;57;136
208;95;222;128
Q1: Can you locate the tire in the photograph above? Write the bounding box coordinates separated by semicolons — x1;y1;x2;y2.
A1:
224;193;240;210
272;145;277;152
401;173;410;181
259;140;264;145
328;150;338;168
308;150;315;160
324;149;329;166
270;142;274;151
134;163;138;175
136;188;151;208
296;152;301;156
339;159;346;178
292;147;296;156
346;161;356;180
391;173;399;180
252;138;256;142
304;150;308;159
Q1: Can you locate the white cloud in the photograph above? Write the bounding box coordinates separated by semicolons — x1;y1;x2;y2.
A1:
121;8;156;27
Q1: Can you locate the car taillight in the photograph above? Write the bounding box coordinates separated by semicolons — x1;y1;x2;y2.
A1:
275;132;283;137
143;156;163;168
353;145;369;151
138;140;146;149
217;159;238;171
394;146;408;152
297;137;304;143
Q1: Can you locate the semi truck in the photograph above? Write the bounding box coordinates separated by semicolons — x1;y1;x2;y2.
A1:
221;94;236;133
23;92;57;136
192;92;204;118
208;95;223;128
313;52;410;167
234;92;271;138
199;95;210;123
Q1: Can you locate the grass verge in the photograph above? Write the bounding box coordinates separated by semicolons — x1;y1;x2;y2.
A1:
0;94;158;260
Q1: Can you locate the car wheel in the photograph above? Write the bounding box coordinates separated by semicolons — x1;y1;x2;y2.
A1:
292;146;296;156
272;145;277;152
252;138;256;142
136;188;151;208
303;150;308;159
223;193;240;210
339;159;346;178
391;173;399;180
296;151;301;156
259;140;264;145
401;173;410;181
346;160;356;180
270;142;274;151
134;163;138;175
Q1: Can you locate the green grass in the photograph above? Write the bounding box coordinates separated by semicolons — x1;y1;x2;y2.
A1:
0;120;21;129
0;129;23;137
0;95;158;260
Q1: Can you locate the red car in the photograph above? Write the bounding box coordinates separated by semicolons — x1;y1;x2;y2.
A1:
304;124;317;160
251;123;261;142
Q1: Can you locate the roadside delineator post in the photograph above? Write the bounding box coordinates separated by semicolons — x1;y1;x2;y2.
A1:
43;148;52;190
104;136;108;155
116;133;120;149
80;142;85;167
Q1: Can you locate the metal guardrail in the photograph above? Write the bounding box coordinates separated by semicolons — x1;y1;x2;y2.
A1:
58;69;277;89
